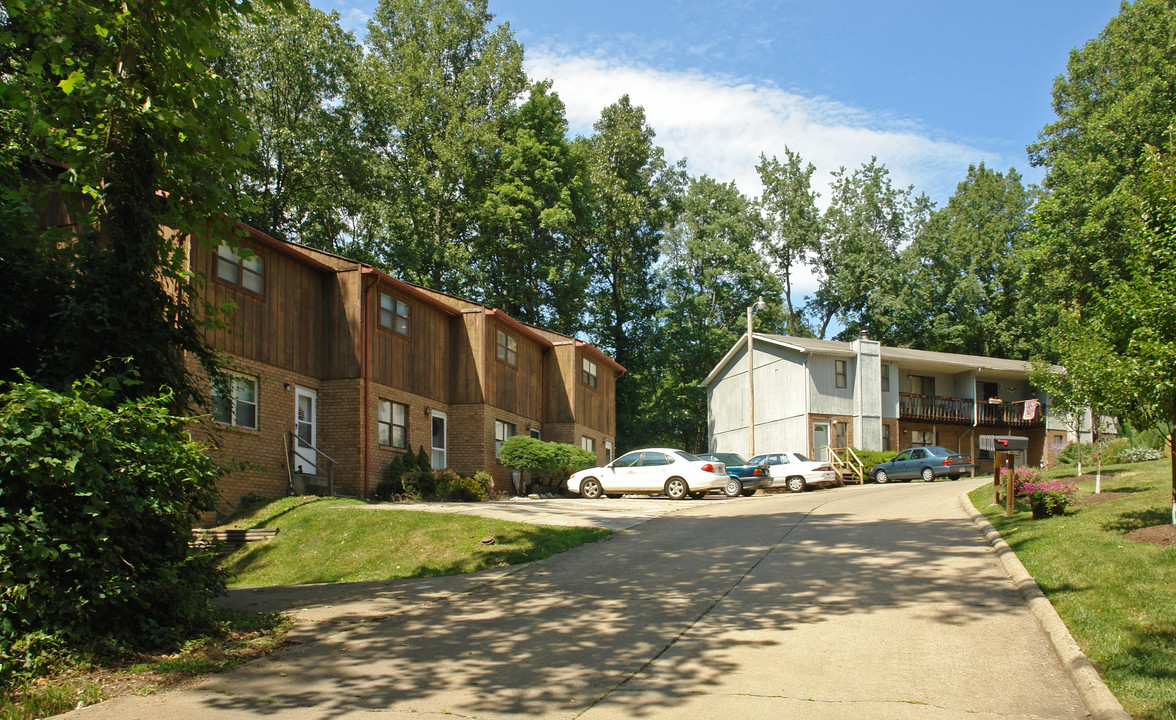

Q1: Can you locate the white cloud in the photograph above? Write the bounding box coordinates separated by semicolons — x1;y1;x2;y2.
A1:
526;49;1019;296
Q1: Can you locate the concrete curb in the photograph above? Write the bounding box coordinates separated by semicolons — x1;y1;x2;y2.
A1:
960;492;1133;720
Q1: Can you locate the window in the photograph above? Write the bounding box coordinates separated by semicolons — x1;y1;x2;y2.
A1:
379;292;411;336
880;364;890;392
640;452;669;466
604;440;614;464
216;245;264;295
582;358;598;388
911;429;935;447
834;422;847;448
530;427;542;440
613;451;640;468
496;329;517;366
378;400;407;449
911;375;935;396
835;359;848;388
882;424;892;451
495;420;515;459
211;374;257;429
581;436;595;453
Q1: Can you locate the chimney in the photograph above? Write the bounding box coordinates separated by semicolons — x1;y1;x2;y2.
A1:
860;330;869;340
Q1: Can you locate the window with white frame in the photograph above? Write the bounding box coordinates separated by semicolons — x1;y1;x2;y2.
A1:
495;420;515;459
605;440;614;464
496;329;517;366
582;357;597;388
211;374;257;429
582;436;595;453
835;359;848;388
379;292;411;336
530;427;541;440
378;400;408;449
216;245;264;295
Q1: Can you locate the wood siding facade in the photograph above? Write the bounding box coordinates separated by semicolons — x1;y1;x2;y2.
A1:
189;228;621;509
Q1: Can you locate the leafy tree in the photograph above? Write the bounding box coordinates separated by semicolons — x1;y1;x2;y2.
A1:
1027;0;1176;315
808;159;931;341
577;96;685;445
1;0;253;404
1046;142;1176;523
499;436;595;488
363;0;527;293
473;81;589;332
756;149;821;335
652;175;783;450
221;0;370;256
892;164;1035;358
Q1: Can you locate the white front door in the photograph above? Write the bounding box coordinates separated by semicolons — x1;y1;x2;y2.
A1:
812;422;830;461
294;387;317;474
430;411;447;470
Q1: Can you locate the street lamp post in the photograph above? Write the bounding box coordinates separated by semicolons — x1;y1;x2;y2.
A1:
747;296;766;459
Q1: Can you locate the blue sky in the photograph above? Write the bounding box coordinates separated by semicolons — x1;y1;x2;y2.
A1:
313;0;1121;291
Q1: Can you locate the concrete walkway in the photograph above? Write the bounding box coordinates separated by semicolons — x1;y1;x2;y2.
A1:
68;480;1092;719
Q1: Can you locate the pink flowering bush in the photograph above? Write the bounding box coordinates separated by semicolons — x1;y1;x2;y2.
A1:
999;466;1077;517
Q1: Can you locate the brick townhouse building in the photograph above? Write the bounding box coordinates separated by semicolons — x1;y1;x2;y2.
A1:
189;223;622;510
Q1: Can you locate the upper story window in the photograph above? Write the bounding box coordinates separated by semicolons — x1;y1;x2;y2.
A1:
496;329;517;366
216;245;264;295
379;292;411;336
911;375;935;396
880;364;890;392
835;359;848;388
582;358;598;388
211;373;257;429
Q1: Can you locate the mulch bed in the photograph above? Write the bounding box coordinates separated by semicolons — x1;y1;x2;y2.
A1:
1075;492;1131;506
1123;524;1176;547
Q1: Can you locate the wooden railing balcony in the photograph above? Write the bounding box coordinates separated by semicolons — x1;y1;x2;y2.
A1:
899;393;973;425
899;393;1045;428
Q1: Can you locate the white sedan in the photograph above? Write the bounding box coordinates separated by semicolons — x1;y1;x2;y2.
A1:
568;448;729;500
746;452;837;493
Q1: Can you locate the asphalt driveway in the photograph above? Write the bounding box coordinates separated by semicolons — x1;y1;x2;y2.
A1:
68;480;1091;719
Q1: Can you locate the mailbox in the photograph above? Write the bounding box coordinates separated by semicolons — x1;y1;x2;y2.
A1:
979;435;1028;452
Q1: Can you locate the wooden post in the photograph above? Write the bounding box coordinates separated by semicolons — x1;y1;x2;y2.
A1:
1005;453;1016;516
994;451;1004;506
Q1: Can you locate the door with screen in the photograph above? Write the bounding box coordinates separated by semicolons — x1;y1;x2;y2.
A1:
430;411;447;470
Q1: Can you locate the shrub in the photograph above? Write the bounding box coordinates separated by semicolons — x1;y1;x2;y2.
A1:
850;448;897;469
1056;441;1097;465
436;473;488;502
401;469;437;500
1104;445;1163;464
998;466;1077;517
0;375;224;687
499;437;596;489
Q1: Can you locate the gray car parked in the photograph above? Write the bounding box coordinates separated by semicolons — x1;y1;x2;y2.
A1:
870;446;974;483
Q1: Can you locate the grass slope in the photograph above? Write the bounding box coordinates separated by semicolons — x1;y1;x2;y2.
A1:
218;496;611;587
968;459;1176;720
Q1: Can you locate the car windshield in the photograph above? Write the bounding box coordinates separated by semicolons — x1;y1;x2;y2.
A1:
927;446;951;456
712;453;744;465
748;455;765;465
675;451;702;462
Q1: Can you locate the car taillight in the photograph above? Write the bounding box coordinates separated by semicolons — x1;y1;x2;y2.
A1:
753;468;764;475
701;463;715;473
814;464;832;472
944;459;953;465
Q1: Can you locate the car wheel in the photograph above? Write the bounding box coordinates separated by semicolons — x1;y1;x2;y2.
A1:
921;467;935;482
665;477;689;500
874;469;889;484
723;478;742;498
741;488;757;497
580;478;602;499
690;491;707;500
786;475;807;493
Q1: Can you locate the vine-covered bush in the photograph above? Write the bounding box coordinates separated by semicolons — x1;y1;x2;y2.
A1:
0;376;224;685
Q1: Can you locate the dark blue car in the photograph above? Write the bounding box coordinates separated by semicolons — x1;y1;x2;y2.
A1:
697;453;774;497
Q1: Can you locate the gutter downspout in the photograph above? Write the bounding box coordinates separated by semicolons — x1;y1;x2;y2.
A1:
361;268;378;499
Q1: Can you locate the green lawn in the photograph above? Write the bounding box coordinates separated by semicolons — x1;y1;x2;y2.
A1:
218;496;611;586
968;459;1176;720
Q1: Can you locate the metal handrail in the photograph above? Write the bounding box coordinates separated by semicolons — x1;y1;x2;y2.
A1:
288;432;338;496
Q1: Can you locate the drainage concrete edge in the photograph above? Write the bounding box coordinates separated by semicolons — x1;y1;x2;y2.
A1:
960;492;1133;720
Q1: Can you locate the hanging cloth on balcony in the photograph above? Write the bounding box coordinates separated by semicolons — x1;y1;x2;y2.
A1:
1022;398;1039;420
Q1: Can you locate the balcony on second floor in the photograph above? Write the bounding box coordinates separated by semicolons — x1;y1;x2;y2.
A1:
899;393;1044;428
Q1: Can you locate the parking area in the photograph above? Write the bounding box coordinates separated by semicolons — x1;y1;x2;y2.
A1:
345;494;755;531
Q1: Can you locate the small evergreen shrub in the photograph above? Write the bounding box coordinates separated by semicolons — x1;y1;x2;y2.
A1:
401;469;437;499
436;473;487;502
851;449;897;469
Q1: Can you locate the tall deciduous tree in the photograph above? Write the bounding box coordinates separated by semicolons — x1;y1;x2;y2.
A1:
1027;0;1176;314
756;149;821;335
364;0;526;293
578;96;685;446
222;0;369;256
652;176;782;451
1;0;253;405
808;159;931;341
473;80;588;333
892;164;1035;358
